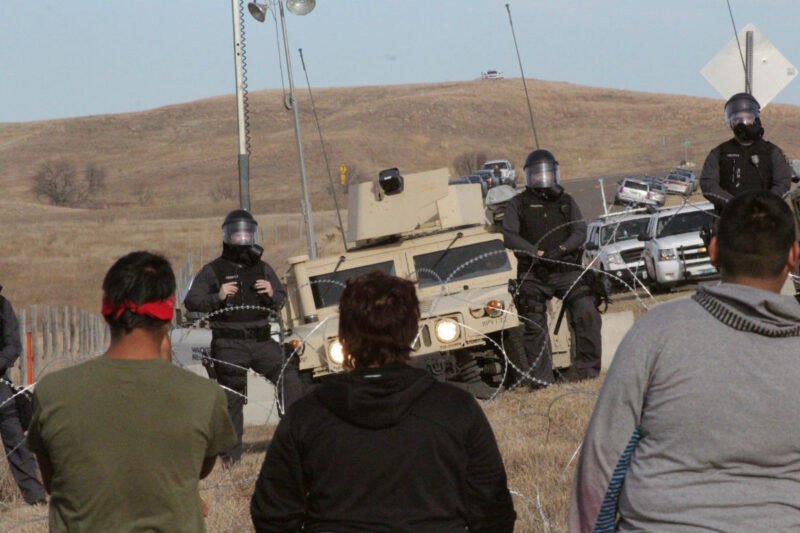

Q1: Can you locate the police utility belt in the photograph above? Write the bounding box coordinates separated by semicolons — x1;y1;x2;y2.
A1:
212;328;272;341
520;255;581;279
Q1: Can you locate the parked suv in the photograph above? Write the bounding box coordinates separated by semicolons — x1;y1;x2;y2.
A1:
614;176;666;208
662;172;694;196
482;159;516;187
583;210;651;292
449;174;492;197
473;169;503;191
639;202;718;292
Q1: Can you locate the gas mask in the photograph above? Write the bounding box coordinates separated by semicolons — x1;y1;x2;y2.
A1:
222;243;264;266
732;117;764;143
532;185;563;201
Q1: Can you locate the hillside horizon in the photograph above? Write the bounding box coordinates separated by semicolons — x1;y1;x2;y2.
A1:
1;78;799;310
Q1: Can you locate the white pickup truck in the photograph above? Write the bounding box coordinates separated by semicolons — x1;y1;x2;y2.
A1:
482;159;516;187
639;202;719;292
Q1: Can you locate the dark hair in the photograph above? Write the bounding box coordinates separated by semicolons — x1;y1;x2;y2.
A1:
102;251;176;334
338;270;420;369
717;191;795;278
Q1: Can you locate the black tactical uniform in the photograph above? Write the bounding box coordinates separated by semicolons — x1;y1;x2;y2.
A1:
502;150;601;387
0;288;46;504
701;93;792;212
184;210;302;465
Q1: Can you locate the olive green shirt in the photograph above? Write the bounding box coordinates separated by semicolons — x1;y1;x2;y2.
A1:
27;357;236;533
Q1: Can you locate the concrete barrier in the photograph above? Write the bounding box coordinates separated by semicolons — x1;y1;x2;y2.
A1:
600;310;635;370
182;364;281;426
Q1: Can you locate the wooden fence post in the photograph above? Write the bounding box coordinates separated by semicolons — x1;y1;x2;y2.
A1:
51;307;59;359
89;312;94;356
62;307;69;360
79;310;86;358
30;306;39;380
70;306;77;358
103;321;109;352
83;314;88;356
18;309;27;386
92;316;98;354
42;305;50;361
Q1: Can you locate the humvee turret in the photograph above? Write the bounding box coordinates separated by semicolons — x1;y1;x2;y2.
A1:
280;167;570;397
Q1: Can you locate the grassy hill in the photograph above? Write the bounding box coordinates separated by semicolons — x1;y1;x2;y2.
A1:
1;78;799;310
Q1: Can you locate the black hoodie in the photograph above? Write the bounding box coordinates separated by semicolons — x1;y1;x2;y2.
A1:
251;364;515;533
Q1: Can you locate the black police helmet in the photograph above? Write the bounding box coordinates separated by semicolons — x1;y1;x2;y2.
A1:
222;209;256;228
222;209;259;246
724;92;760;125
523;149;560;189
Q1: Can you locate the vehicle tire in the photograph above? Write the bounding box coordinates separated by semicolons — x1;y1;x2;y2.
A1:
644;259;665;293
493;326;528;389
648;278;671;294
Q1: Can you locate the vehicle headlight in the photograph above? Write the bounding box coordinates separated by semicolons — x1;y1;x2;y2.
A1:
327;339;344;365
606;252;623;266
434;318;460;343
658;248;676;261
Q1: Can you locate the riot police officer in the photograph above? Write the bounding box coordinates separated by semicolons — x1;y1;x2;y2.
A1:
184;209;302;466
502;150;601;388
700;92;792;212
0;285;46;504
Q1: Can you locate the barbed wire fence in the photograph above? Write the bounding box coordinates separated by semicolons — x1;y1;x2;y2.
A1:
1;190;777;532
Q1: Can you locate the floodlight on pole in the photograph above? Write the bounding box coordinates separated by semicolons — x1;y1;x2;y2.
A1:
248;2;267;22
286;0;315;16
248;0;318;259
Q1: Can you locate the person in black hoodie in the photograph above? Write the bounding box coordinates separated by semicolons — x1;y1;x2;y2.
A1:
250;270;516;533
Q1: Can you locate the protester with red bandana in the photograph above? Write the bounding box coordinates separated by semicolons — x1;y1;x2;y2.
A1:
27;251;236;532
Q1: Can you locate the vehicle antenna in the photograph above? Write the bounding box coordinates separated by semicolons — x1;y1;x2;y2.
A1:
298;47;349;252
725;0;749;92
505;3;539;149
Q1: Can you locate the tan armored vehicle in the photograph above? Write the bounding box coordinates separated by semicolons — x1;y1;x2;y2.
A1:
280;167;570;396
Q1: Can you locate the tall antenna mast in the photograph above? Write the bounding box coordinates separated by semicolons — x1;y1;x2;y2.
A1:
298;48;349;252
505;3;539;148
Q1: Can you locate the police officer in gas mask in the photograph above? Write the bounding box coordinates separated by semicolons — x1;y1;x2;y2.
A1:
700;92;792;213
502;150;601;389
185;209;302;466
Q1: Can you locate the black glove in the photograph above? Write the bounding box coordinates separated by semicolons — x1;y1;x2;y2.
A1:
542;246;566;260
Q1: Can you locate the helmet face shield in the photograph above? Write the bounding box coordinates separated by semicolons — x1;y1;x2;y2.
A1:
525;161;559;189
724;94;760;126
223;219;259;245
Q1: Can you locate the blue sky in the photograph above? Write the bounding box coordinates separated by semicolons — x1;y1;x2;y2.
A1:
1;0;798;122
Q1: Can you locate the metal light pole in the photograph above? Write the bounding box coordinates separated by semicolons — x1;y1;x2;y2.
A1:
231;0;251;211
249;0;317;258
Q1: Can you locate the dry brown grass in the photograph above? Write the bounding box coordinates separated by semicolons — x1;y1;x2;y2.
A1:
0;379;602;532
0;79;786;530
2;79;799;311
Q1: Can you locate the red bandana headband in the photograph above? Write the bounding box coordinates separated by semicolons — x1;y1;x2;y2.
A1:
101;295;176;321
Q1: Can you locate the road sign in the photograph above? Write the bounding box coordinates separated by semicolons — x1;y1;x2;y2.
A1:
682;139;691;146
701;24;797;108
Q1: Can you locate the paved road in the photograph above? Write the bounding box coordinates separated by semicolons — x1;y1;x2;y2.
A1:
560;176;616;222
